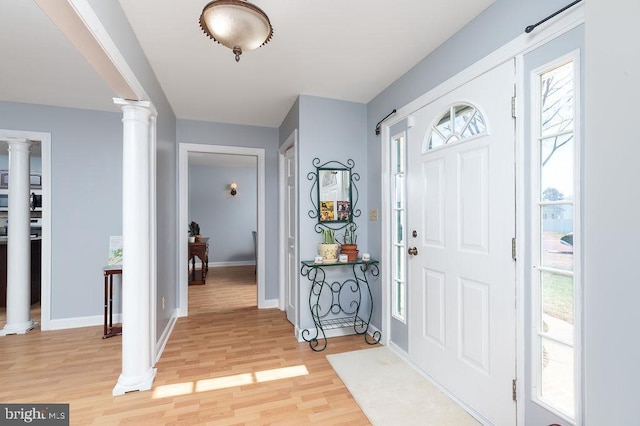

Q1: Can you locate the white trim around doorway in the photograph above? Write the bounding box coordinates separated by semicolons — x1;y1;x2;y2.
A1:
178;143;267;317
0;129;51;331
278;130;299;329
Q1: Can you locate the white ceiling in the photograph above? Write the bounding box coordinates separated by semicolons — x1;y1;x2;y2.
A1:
1;0;495;128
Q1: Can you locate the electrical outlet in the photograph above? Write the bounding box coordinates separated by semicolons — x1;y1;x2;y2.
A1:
369;209;378;221
162;296;165;310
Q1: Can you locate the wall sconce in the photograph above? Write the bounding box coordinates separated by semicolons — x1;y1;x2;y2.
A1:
230;182;237;196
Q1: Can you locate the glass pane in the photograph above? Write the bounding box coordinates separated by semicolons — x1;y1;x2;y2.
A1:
453;104;474;134
394;174;405;209
541;135;574;201
541;271;574;338
541;62;574;137
434;108;453;140
541;208;573;271
429;130;445;150
429;104;486;149
394;245;405;281
394;136;405;173
540;337;575;418
395;209;404;245
460;111;486;139
396;281;405;316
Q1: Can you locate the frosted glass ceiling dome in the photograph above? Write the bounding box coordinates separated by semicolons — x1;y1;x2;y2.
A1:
199;0;274;62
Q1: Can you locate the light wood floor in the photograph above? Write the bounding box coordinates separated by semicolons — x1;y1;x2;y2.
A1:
0;266;376;425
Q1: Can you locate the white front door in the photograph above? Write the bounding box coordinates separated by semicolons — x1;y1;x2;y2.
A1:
284;146;297;324
407;60;516;425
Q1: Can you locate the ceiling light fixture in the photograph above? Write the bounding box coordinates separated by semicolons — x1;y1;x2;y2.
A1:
199;0;274;62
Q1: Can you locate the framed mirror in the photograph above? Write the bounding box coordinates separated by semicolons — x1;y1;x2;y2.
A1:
318;168;351;222
307;158;360;229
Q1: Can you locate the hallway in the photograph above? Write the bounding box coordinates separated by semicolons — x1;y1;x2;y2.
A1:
0;265;375;424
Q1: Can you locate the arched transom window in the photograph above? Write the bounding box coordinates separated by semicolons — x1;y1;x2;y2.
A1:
427;103;487;150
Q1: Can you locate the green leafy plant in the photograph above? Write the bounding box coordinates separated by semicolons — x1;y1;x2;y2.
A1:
188;221;200;236
321;228;335;244
341;222;358;245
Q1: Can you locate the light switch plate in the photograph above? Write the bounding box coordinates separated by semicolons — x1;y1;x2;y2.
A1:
369;209;378;221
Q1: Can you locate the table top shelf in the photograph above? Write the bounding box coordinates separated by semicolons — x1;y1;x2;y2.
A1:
301;259;378;268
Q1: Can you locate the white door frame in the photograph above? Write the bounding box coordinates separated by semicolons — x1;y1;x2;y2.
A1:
278;130;298;324
178;143;266;316
0;129;51;330
379;7;585;425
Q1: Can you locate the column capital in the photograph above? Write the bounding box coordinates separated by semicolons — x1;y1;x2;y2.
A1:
113;98;157;116
6;138;32;152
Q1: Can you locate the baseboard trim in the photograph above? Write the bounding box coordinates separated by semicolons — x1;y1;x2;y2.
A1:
47;313;118;331
154;310;178;365
208;260;256;268
259;298;279;309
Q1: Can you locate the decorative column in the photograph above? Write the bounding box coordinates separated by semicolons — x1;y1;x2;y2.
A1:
112;99;156;395
1;139;34;335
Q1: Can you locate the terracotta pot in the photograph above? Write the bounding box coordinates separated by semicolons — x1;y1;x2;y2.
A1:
340;244;359;261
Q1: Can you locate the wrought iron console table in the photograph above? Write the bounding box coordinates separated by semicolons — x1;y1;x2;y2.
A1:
300;259;381;352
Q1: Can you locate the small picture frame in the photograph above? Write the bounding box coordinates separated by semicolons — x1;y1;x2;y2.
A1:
314;256;323;264
361;252;370;262
339;254;348;263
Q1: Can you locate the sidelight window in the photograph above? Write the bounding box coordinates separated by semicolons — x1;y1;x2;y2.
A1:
531;53;580;423
391;132;406;321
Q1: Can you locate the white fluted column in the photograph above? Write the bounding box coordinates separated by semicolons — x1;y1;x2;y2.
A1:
112;99;156;395
1;139;34;335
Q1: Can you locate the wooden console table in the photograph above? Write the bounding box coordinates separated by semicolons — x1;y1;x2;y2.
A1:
102;265;122;339
188;238;209;285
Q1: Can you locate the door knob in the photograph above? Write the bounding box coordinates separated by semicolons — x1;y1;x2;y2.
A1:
408;247;418;256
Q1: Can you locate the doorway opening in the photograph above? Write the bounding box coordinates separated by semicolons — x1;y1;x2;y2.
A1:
0;129;51;331
178;143;266;317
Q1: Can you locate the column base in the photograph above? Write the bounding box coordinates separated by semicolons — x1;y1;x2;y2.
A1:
112;367;157;396
0;320;37;336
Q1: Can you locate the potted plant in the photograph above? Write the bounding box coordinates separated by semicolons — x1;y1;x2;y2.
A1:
340;222;359;261
188;221;200;243
318;228;339;262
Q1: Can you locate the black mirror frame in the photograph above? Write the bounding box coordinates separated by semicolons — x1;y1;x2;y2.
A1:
308;158;360;234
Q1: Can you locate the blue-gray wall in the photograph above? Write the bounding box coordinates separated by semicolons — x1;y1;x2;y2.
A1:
279;97;299;148
177;119;279;299
296;95;369;330
189;164;257;264
0;101;122;320
585;0;640;424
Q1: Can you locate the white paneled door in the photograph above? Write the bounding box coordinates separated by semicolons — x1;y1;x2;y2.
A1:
285;146;297;325
407;60;516;425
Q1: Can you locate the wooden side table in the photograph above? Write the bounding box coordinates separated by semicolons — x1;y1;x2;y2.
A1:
188;238;209;285
102;265;122;339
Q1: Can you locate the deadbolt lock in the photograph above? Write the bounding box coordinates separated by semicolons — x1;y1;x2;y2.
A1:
412;230;418;238
408;247;418;256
